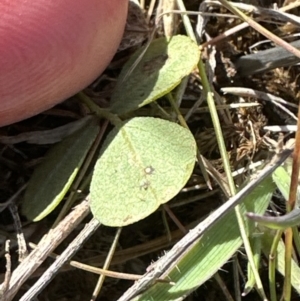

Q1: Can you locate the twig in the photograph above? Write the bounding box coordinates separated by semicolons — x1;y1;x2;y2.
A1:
221;87;298;121
0;199;90;301
0;241;11;298
8;203;28;261
91;227;122;300
20;217;100;301
27;242;175;283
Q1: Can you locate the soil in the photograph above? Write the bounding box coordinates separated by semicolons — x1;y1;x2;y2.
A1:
0;0;299;300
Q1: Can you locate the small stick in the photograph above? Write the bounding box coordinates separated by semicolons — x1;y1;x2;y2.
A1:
20;217;101;301
9;203;28;261
0;241;11;298
91;227;122;300
0;199;90;301
27;242;175;283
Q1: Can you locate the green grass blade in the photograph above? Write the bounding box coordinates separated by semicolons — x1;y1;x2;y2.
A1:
133;176;275;300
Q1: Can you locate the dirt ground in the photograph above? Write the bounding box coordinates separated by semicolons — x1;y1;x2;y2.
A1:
0;0;299;300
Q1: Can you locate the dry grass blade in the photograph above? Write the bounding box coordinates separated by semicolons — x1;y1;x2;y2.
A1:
0;200;90;301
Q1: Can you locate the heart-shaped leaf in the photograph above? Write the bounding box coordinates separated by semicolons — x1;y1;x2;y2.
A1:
90;117;196;227
110;35;200;115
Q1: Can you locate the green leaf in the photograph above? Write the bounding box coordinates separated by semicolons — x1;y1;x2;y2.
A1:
22;117;99;221
272;165;291;201
110;35;200;115
132;176;275;300
90;117;196;227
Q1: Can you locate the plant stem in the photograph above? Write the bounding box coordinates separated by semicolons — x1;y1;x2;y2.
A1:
77;92;122;127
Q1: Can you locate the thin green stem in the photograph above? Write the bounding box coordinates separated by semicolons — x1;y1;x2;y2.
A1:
175;0;196;41
234;207;267;300
269;230;283;301
197;64;235;194
167;93;211;189
243;234;261;296
92;227;122;298
175;0;266;298
77;92;122;127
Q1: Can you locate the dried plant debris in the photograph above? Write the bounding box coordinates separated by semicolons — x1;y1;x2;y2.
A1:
1;1;300;301
118;0;149;51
